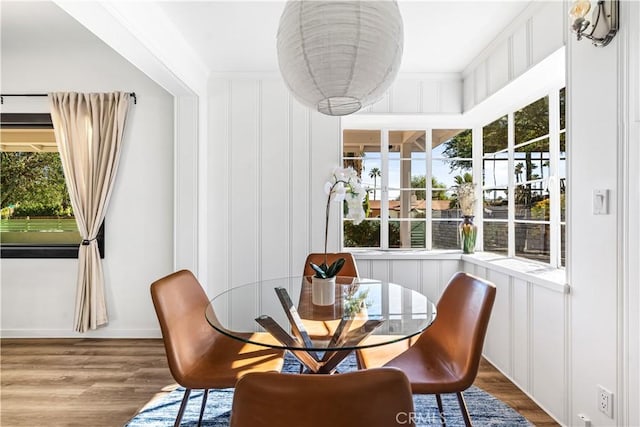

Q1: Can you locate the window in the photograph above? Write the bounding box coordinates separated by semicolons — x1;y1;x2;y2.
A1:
341;88;566;269
342;128;472;250
482;88;566;267
0;113;104;258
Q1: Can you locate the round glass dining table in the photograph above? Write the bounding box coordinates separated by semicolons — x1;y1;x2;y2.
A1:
205;276;437;374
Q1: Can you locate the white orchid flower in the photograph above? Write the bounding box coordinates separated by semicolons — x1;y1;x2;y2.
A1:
346;196;366;225
332;183;346;202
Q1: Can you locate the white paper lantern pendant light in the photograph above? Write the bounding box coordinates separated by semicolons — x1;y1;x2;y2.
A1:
277;0;404;116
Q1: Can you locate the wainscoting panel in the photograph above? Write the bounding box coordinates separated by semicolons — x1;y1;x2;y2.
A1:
440;80;462;114
438;259;463;299
208;76;340;292
391;79;421;113
229;80;260;286
367;90;391;114
463;260;567;424
474;62;488;106
488;40;509;95
461;2;563;111
360;75;462;115
482;268;513;375
421;80;441;113
260;79;290;280
512;278;531;390
531;284;566;422
530;2;564;66
309;113;341;254
370;260;391;283
463;74;475;112
353;257;462;303
512;23;530;79
388;260;421;292
289;100;312;278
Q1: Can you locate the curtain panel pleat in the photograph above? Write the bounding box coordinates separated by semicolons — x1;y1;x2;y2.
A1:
49;92;130;333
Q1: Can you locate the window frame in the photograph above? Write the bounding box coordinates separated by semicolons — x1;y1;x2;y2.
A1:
340;87;566;269
0;113;105;259
479;88;565;268
341;127;474;251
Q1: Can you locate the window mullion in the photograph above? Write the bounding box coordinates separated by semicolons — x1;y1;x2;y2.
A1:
425;129;433;250
507;112;516;258
548;89;561;268
380;129;389;250
472;126;484;251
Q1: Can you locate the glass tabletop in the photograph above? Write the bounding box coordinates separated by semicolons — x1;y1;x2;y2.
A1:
205;276;437;352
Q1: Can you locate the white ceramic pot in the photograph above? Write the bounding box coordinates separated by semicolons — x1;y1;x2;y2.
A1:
311;276;336;306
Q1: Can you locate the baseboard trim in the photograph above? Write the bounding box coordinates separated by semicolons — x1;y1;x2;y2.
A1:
0;329;161;339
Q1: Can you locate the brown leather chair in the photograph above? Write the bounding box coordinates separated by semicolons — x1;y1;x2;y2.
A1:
356;272;496;427
303;252;359;278
229;368;416;427
150;270;285;426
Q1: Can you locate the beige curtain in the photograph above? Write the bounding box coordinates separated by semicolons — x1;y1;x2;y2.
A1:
49;92;131;333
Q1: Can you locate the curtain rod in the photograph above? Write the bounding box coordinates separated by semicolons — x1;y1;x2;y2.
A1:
0;92;137;105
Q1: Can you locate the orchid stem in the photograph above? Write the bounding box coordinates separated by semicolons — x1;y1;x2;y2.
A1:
324;179;349;267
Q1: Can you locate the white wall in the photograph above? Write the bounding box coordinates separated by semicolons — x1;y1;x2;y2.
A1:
207;77;341;296
0;4;174;337
361;74;462;114
205;72;466;297
462;1;565;112
567;1;640;426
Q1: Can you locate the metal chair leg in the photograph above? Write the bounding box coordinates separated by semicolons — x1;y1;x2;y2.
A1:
456;392;472;427
197;389;209;427
435;394;446;426
174;388;192;427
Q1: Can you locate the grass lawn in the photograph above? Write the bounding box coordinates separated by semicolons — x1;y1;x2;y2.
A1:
0;218;80;244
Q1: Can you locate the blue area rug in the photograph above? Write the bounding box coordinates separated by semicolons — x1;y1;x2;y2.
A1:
126;354;531;427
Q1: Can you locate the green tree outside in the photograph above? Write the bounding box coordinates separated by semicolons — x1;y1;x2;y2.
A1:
410;175;448;200
1;152;72;218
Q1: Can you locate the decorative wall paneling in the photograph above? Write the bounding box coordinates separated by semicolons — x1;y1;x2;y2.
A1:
174;96;199;274
361;75;463;114
353;257;462;303
354;256;567;424
462;2;564;112
463;262;567;424
623;4;640;426
207;77;341;300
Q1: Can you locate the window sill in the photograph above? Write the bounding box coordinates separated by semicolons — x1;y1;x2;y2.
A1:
350;249;568;293
462;253;568;294
350;249;462;260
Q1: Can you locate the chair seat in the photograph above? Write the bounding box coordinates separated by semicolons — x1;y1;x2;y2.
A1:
180;332;284;389
386;349;471;394
355;334;420;369
359;334;473;394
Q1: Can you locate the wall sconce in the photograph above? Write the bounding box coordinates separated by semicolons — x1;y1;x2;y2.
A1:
569;0;619;47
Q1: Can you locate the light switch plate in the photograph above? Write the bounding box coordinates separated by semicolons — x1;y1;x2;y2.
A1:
593;189;609;215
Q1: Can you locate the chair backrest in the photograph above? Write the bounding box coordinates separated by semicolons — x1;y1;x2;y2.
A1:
150;269;217;386
303;252;360;277
230;368;415;427
421;272;496;389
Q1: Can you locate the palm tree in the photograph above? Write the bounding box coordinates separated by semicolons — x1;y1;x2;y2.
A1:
515;162;524;183
369;167;381;200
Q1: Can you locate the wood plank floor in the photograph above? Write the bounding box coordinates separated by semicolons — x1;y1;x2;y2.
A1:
0;339;559;426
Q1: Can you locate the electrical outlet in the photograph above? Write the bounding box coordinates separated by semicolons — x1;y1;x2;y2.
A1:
598;385;613;418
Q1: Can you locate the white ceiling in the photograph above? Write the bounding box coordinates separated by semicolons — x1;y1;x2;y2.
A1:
1;1;532;75
157;0;532;73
